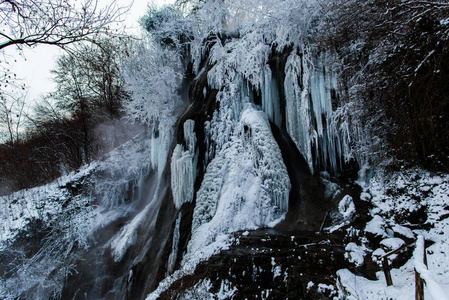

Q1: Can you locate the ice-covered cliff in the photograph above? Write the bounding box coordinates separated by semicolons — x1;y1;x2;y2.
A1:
0;1;360;299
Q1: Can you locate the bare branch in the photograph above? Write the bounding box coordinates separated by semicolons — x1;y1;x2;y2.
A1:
0;0;129;51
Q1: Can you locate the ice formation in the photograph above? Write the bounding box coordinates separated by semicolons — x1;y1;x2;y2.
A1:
284;51;351;174
171;120;198;209
284;51;313;171
111;202;154;262
187;104;290;258
261;66;282;128
167;212;182;274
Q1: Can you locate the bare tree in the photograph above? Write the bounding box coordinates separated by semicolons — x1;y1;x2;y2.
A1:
68;37;130;119
0;88;26;145
0;0;128;51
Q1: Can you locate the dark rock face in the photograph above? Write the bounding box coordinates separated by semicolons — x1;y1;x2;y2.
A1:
160;230;348;299
270;122;330;232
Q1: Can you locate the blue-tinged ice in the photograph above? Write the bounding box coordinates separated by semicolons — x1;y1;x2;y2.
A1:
188;104;290;258
167;212;182;274
284;51;350;174
171;120;198;209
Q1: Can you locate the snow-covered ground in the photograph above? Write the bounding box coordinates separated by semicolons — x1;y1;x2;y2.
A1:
0;132;161;299
338;168;449;300
0;163;97;250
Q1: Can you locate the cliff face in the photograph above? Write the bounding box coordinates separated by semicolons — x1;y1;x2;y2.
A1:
56;38;358;298
1;3;364;299
137;46;358;298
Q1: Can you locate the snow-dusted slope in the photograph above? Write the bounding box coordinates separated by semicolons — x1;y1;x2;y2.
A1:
338;169;449;299
0;131;167;299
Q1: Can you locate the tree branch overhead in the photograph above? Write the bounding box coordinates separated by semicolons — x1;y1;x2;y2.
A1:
0;0;129;51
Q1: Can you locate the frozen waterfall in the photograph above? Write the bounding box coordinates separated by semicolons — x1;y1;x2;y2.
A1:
187;104;290;259
171;120;198;209
284;51;349;174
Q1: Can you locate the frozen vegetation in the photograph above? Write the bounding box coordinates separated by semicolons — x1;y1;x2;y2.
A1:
0;132;166;298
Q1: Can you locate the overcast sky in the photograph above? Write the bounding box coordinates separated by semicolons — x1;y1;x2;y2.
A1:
5;0;173;102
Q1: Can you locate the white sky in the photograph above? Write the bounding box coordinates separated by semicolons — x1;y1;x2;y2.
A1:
5;0;174;102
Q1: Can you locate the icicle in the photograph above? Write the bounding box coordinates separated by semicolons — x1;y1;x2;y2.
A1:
150;130;160;170
171;120;198;209
261;66;282;128
183;119;197;155
284;50;348;174
309;56;341;174
284;51;314;172
167;213;182;274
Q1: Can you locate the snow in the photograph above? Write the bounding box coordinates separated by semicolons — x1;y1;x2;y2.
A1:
271;257;282;279
177;278;237;300
372;248;386;266
4;1;449;299
392;224;415;239
338;268;415;300
123;41;182;132
146;234;233;300
345;242;366;267
0;131;167;298
317;283;336;296
338;169;449;300
148;104;290;299
0;162;101;251
185;0;350;176
190;104;290;255
365;215;389;237
111;202;152;262
338;195;356;221
380;238;406;252
189;104;290;255
413;235;449;300
339;248;449;300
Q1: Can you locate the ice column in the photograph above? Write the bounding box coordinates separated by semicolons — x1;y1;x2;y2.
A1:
309;57;341;174
261;65;282;128
284;51;346;174
171;120;198;209
284;52;314;172
167;212;182;274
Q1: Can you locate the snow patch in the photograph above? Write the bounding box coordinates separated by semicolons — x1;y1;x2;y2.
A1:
338;195;356;221
345;242;366;267
380;237;405;252
365;215;389;237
